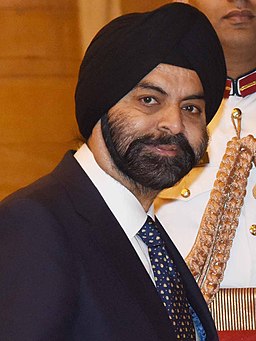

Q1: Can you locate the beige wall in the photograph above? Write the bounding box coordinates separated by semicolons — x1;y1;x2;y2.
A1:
0;0;82;200
0;0;170;200
78;0;121;53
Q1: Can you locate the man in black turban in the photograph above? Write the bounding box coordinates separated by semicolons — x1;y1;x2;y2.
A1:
0;3;225;340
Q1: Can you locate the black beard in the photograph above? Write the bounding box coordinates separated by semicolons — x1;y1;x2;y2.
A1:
101;114;207;191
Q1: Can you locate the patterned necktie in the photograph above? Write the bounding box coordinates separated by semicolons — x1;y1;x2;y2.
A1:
138;216;196;340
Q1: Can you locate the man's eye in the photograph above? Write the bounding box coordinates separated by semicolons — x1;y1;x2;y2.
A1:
140;96;158;105
183;105;201;114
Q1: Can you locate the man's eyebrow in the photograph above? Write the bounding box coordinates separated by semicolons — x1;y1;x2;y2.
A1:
134;82;205;101
183;94;205;101
134;81;167;95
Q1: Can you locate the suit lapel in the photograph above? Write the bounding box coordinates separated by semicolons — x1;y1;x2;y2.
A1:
87;211;177;340
52;152;217;340
51;152;177;340
155;218;218;340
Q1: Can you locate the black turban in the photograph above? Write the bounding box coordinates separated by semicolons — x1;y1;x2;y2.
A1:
75;3;226;139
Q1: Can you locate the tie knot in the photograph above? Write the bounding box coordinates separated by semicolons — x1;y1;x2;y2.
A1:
138;216;163;247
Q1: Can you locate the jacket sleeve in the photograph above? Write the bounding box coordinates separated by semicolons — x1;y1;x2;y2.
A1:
0;197;79;341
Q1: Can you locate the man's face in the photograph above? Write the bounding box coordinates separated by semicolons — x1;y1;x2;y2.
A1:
189;0;256;49
103;64;208;191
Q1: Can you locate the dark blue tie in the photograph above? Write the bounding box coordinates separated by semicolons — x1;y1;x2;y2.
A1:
138;216;195;340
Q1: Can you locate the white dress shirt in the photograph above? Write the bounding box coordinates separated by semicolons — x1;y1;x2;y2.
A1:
74;143;155;282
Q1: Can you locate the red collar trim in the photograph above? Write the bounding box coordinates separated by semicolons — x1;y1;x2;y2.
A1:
223;69;256;98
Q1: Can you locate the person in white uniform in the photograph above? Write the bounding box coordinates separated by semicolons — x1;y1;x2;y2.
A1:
155;0;256;338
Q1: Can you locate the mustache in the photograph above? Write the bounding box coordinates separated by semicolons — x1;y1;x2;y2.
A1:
125;133;195;159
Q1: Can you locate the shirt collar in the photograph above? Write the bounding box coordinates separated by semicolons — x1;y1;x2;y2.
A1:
74;143;154;240
224;68;256;98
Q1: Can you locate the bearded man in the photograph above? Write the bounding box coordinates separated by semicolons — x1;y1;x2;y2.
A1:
0;3;226;341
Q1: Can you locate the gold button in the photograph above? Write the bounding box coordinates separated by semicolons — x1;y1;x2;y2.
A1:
232;108;242;119
181;188;190;198
249;225;256;236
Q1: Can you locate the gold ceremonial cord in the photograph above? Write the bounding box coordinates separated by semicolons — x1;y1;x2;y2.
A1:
186;109;256;304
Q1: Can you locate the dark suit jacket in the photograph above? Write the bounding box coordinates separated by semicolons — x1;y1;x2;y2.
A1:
0;152;218;340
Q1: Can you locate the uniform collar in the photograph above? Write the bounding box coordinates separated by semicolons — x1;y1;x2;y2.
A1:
224;68;256;98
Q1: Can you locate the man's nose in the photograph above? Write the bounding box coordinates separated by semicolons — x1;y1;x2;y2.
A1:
157;107;184;135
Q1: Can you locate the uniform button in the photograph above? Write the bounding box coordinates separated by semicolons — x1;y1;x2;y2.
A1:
181;188;190;198
232;108;242;119
249;225;256;236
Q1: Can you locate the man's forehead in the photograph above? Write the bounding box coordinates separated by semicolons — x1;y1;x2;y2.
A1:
155;63;197;75
126;64;204;101
140;64;201;84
